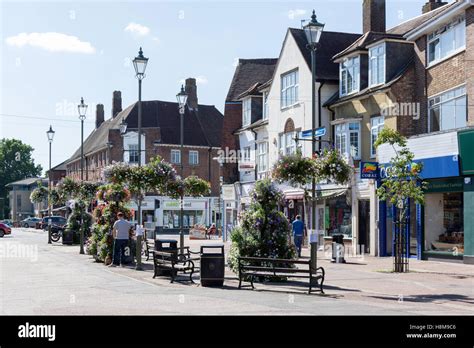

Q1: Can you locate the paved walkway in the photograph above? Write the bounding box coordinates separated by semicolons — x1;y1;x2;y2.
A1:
0;228;473;315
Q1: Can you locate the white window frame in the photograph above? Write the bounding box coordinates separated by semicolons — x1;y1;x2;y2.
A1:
128;144;139;164
262;91;269;120
335;122;361;160
369;43;385;87
189;150;199;165
242;98;251;126
370;116;385;158
242;146;251;162
428;85;467;133
171;149;181;164
340;56;360;97
427;17;466;67
280;70;299;109
257;142;269;178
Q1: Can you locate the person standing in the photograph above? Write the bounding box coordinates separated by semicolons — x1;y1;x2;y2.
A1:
110;212;131;267
292;215;305;258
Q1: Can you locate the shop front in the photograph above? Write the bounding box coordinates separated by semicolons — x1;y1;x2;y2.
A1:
377;129;474;263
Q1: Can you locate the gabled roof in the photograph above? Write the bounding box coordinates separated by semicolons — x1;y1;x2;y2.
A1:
226;58;278;102
332;32;404;60
67;100;223;163
288;29;361;81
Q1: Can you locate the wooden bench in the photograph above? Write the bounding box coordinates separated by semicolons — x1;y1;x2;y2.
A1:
238;256;325;294
152;248;198;283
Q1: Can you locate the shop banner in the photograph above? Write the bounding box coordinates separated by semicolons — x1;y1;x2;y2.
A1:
360;161;379;179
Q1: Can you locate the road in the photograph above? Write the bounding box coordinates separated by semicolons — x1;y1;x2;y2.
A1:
1;228;473;315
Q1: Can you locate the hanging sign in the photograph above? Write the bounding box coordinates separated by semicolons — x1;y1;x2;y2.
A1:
360;161;379;179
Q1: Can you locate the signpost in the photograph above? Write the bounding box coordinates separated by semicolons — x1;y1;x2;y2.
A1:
301;127;326;139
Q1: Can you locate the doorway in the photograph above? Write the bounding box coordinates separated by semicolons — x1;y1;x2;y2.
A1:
358;200;370;254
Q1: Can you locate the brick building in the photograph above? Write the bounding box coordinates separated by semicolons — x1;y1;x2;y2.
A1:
65;78;224;231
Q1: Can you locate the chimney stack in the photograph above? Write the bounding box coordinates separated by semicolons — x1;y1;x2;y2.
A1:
96;104;104;128
422;0;447;14
112;90;122;118
363;0;386;33
185;78;198;110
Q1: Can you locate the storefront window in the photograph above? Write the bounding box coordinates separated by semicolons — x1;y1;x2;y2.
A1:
163;210;205;228
326;196;352;238
424;192;464;255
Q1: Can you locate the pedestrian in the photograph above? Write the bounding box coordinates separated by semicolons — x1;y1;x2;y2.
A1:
206;223;217;239
292;215;305;258
110;212;131;267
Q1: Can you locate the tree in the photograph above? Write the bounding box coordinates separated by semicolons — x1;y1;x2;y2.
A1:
0;139;42;218
374;128;426;273
227;179;296;276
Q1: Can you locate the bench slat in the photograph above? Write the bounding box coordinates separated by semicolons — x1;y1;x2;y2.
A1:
239;256;310;265
242;266;310;273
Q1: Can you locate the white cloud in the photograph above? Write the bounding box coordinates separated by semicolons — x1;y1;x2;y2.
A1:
288;9;307;19
179;76;208;85
5;32;95;54
124;22;150;36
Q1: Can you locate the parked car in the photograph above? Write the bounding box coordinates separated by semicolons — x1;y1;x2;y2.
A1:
0;220;13;227
21;217;42;228
0;222;12;237
40;216;67;230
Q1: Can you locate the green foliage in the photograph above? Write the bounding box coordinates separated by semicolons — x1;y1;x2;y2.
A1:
272;151;316;187
315;148;353;185
0;138;42;217
167;176;211;199
227;179;296;276
65;200;93;244
30;183;48;204
375;129;426;222
78;181;101;202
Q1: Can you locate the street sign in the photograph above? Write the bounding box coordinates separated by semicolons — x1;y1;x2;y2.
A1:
301;127;326;139
360;161;379;179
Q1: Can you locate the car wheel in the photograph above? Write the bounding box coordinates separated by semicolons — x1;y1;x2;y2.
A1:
0;230;4;237
24;223;30;228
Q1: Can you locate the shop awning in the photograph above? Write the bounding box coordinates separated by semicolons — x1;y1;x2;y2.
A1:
312;188;347;201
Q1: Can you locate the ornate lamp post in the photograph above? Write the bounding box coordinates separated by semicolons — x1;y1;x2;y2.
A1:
46;125;55;244
133;47;148;271
303;10;324;272
77;97;88;254
176;85;188;255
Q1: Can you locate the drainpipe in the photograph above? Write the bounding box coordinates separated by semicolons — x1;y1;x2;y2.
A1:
250;129;258;181
317;81;325;151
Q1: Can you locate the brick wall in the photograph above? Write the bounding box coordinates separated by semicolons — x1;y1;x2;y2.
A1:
221;102;241;184
413;36;428;135
466;6;474;125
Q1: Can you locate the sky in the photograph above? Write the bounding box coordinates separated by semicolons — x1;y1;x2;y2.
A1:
0;0;431;175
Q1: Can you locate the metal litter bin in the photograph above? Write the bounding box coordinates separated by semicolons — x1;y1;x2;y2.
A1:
200;245;225;287
331;234;346;263
154;239;178;276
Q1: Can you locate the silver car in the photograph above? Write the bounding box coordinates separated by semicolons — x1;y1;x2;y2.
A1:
21;217;42;228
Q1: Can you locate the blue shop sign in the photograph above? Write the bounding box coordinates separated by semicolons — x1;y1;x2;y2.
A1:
360;161;379;179
380;155;460;180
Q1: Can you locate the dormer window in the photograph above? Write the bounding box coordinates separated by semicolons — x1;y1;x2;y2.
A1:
369;43;385;86
242;98;251;126
340;56;360;96
428;17;465;66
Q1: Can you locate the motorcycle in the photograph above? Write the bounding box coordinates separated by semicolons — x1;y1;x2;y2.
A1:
50;224;66;242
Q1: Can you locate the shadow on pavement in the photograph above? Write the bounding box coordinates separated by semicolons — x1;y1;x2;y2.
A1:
368;293;474;304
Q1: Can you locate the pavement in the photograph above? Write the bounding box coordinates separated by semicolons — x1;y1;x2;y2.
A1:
0;227;473;315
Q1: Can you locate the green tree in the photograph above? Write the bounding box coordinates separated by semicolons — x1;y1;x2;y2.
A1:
374;128;426;273
0;139;42;218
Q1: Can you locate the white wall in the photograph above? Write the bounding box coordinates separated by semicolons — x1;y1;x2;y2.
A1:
267;31;336;167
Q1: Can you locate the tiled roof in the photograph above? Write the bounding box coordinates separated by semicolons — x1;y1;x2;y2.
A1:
5;177;47;187
225;59;278;102
333;1;455;60
67;101;223;163
288;29;361;81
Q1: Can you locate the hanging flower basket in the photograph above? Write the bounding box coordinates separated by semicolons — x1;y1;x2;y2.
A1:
315;149;353;185
272;152;317;186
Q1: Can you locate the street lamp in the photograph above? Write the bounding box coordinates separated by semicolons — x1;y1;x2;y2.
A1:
46;125;55;245
303;10;324;273
78;97;88;255
133;47;148;271
176;85;188;255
